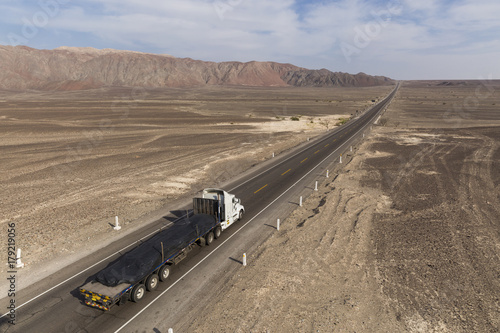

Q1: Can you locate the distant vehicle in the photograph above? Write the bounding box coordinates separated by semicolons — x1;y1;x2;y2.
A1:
80;188;244;311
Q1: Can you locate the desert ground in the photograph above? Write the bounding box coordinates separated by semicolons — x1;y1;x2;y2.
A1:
2;81;499;332
182;81;500;332
0;85;391;290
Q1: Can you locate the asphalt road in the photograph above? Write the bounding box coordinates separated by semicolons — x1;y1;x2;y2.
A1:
0;84;398;333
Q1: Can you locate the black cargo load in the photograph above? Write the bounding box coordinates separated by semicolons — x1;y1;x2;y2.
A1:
95;214;217;287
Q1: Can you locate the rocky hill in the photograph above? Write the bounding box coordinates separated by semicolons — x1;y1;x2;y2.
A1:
0;45;394;91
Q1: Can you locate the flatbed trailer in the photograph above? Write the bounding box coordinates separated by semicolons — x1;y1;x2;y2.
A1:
80;189;244;311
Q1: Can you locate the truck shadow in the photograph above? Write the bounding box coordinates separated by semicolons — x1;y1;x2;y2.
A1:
163;209;193;223
70;287;89;306
0;316;18;329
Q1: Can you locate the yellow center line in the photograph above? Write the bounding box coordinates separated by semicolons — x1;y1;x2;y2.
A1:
333;139;337;142
324;144;329;147
281;169;291;176
254;184;268;194
314;150;320;154
300;157;308;163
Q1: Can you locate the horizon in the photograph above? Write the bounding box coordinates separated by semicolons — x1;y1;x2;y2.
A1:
1;0;499;81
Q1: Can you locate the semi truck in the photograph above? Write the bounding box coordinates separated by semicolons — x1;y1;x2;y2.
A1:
80;188;244;311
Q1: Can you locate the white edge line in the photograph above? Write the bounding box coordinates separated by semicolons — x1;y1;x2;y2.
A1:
114;109;377;333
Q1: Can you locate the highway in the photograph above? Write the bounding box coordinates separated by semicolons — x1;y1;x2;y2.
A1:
0;83;398;332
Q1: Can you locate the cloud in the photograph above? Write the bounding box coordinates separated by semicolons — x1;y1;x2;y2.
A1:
49;0;340;62
1;0;498;79
449;0;500;28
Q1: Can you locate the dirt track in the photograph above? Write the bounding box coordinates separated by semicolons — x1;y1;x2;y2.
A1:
184;81;500;332
368;126;500;332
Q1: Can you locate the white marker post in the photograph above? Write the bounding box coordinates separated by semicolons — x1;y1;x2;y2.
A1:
242;253;247;266
272;152;275;158
16;248;24;268
168;329;173;333
350;146;353;152
326;170;329;178
339;154;342;163
299;196;303;207
277;219;280;231
314;181;318;191
114;216;121;231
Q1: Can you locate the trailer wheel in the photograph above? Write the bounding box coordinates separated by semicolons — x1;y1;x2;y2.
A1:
146;274;159;291
214;226;222;239
238;210;244;221
131;284;146;302
159;265;171;281
206;231;214;245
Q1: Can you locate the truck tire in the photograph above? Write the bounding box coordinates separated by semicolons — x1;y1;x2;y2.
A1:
146;274;159;291
159;265;171;281
214;226;222;239
131;284;146;302
238;210;244;221
206;231;214;245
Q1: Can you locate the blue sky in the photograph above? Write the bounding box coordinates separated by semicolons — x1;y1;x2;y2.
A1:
1;0;499;79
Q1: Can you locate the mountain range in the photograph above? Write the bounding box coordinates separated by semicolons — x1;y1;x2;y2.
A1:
0;45;394;91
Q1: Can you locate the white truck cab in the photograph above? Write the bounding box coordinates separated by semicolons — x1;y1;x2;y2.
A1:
197;188;245;230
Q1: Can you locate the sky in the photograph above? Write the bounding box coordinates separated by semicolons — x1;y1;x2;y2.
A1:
0;0;499;80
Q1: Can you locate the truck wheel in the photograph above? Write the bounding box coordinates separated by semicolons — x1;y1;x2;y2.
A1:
159;265;171;281
206;231;214;245
131;284;146;302
146;274;159;291
238;210;244;221
214;226;222;239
